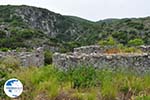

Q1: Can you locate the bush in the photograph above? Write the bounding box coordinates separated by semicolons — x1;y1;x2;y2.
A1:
123;47;139;53
0;48;10;52
128;38;144;46
44;50;53;65
98;36;117;46
67;66;98;88
104;44;142;54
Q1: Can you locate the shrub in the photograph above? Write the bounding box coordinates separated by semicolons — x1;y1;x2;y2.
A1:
123;47;138;53
44;50;53;65
0;48;10;52
17;29;35;39
104;44;142;54
128;38;144;46
119;44;142;53
98;36;117;46
67;66;98;88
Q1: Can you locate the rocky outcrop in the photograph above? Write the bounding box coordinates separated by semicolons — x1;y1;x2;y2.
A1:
53;45;150;73
0;47;44;67
14;5;80;37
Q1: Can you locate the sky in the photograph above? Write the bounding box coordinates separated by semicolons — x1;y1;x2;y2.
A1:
0;0;150;21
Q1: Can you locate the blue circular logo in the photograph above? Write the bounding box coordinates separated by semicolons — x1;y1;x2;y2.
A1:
4;78;23;98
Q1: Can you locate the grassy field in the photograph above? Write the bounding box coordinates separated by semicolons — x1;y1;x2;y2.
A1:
1;60;150;100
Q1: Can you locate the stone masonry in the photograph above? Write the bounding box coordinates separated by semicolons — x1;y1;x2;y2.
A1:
53;45;150;73
0;47;44;67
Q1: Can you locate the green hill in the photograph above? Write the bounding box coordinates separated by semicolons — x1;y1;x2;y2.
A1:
0;5;149;52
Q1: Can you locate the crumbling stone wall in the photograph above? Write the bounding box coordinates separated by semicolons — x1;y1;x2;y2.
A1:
74;45;103;54
139;45;150;53
0;47;44;67
74;45;150;54
53;45;150;73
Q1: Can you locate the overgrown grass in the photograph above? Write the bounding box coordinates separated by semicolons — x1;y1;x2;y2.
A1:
1;64;150;100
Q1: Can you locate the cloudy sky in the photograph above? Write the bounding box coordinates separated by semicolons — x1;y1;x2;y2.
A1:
0;0;150;21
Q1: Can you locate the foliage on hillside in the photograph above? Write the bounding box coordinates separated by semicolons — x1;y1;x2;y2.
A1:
0;5;150;52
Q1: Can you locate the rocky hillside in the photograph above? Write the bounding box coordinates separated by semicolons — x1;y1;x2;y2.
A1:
0;5;150;52
0;5;100;50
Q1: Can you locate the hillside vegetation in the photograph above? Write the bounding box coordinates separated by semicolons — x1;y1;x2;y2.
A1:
0;5;149;52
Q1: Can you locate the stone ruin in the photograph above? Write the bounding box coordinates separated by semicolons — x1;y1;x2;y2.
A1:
0;47;44;67
53;45;150;73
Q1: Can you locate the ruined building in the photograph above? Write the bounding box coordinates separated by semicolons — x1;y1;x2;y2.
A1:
53;45;150;73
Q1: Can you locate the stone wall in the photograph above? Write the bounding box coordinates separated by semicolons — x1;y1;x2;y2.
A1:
74;45;150;54
139;45;150;53
74;45;103;54
53;45;150;73
0;47;44;67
